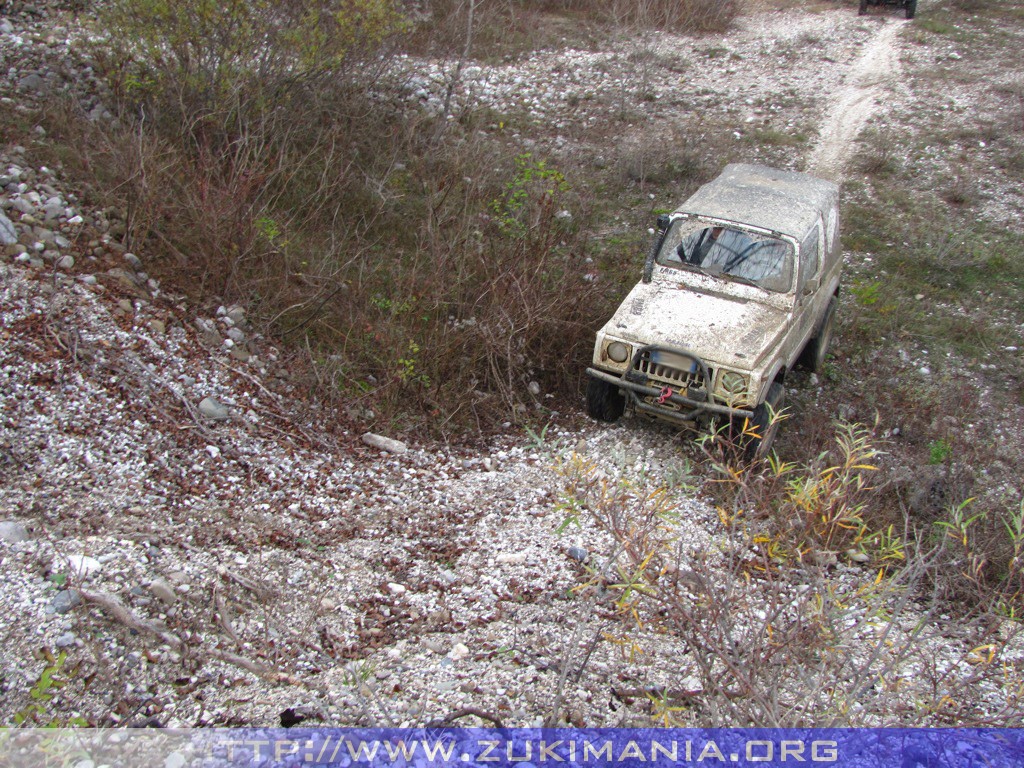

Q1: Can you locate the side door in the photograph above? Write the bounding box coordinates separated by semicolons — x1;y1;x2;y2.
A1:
791;218;825;364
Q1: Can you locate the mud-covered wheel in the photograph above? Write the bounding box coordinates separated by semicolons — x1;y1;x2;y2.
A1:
744;382;786;461
859;0;868;15
800;296;837;373
586;378;625;422
905;0;917;18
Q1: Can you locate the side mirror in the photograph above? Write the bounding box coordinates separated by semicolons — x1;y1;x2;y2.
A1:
656;214;671;233
643;226;668;284
802;276;820;296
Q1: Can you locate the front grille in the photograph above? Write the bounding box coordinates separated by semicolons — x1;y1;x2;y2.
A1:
635;350;709;390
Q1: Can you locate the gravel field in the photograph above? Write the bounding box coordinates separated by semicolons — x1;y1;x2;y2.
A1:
2;0;1023;728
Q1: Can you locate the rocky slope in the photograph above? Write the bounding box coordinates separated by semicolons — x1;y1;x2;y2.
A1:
2;0;1023;728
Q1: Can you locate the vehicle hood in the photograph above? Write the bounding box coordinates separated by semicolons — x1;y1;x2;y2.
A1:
601;281;790;370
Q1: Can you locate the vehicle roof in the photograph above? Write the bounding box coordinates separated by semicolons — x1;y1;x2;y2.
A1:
674;163;839;239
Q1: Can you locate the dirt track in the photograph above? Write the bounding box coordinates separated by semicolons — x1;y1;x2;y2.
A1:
808;16;905;180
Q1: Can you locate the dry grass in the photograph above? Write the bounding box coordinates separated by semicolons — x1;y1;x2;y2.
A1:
410;0;739;59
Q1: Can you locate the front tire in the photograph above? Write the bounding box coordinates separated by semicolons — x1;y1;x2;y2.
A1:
905;0;916;18
744;382;786;461
859;0;868;15
587;378;625;422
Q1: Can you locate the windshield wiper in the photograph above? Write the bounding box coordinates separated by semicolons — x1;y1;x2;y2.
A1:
671;262;706;275
720;272;764;289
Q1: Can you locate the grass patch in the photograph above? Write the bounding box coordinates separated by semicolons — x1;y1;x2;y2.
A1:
745;128;807;147
915;18;957;36
844;200;1024;349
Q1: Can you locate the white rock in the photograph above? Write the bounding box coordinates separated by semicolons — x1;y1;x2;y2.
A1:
496;553;527;565
198;397;230;421
387;582;407;595
0;521;30;543
0;211;16;246
449;642;470;661
66;554;102;580
149;578;177;605
362;433;408;454
423;638;445;654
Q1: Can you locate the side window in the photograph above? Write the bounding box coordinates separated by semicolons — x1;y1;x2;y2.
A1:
798;223;820;293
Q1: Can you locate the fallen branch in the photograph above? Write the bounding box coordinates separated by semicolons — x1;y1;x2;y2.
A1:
214;585;242;648
80;589;299;685
80;589;182;650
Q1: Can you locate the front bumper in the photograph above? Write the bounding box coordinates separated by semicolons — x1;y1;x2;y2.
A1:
587;344;755;423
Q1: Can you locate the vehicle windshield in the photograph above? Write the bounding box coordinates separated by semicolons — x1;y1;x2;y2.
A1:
655;218;794;293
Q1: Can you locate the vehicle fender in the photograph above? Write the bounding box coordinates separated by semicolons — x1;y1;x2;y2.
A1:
758;363;786;404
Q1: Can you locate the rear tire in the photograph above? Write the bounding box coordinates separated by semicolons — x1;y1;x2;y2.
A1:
859;0;868;15
905;0;916;18
587;378;625;422
799;297;837;373
743;382;786;461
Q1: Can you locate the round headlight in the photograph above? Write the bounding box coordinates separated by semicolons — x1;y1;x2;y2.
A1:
721;371;747;394
607;342;630;364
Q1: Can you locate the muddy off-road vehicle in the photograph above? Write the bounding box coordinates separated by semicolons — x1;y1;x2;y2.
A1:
859;0;916;19
586;164;842;457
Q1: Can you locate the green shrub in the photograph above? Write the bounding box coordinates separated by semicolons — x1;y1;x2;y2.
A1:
101;0;407;129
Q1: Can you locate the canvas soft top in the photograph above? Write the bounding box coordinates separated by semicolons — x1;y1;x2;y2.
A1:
675;163;839;239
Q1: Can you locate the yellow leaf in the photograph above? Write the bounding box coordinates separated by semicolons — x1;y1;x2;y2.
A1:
968;644;997;665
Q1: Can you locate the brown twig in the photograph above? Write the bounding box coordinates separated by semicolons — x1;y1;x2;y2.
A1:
426;707;504;729
80;589;300;685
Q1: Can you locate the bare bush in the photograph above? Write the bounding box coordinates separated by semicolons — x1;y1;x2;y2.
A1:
853;128;899;177
557;0;744;34
411;0;738;59
558;425;1024;726
609;0;740;33
60;0;617;432
48;96;605;432
293;145;606;432
616;121;728;191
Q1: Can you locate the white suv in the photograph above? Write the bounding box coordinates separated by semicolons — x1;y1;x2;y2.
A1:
586;163;842;456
